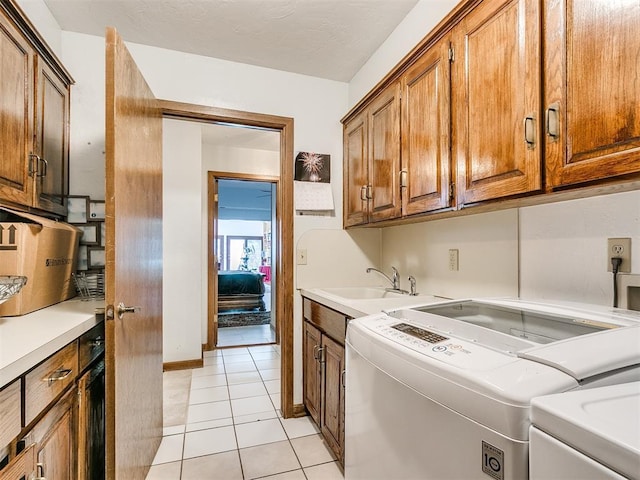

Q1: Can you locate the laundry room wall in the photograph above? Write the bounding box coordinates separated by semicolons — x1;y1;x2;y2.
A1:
519;190;640;306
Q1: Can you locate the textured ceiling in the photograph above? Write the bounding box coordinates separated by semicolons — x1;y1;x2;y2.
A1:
44;0;420;82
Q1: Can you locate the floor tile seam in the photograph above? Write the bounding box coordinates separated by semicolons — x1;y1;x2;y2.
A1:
181;444;239;462
250;466;307;480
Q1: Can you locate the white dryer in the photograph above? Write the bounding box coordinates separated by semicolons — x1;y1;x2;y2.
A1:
530;381;640;480
344;299;640;480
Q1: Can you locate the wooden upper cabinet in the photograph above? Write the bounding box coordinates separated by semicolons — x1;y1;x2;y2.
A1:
34;57;70;216
544;0;640;188
452;0;542;205
368;81;401;222
343;111;368;227
0;2;71;216
0;12;34;208
401;37;452;215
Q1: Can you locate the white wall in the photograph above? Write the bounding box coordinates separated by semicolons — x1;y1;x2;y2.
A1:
519;191;640;305
381;210;520;299
162;119;203;364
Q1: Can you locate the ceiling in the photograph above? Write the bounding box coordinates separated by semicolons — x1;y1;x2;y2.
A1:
43;0;420;82
218;179;273;221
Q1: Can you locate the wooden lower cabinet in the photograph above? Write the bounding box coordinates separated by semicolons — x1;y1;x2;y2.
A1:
25;386;78;480
0;444;35;480
303;322;322;425
77;360;105;480
319;335;345;462
302;299;348;465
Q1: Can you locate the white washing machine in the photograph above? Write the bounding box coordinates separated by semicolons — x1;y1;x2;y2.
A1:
530;381;640;480
344;298;640;480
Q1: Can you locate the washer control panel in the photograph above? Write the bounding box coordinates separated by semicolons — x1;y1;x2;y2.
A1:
392;323;448;344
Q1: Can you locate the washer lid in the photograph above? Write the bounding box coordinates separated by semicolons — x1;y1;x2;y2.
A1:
519;326;640;380
531;382;640;479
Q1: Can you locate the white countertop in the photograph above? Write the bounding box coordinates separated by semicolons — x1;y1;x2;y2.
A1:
299;287;450;318
0;298;104;388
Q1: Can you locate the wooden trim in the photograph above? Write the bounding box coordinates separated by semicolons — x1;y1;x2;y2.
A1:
206;174;218;350
208;171;279;346
341;0;481;123
160;100;295;419
292;403;307;418
163;359;203;371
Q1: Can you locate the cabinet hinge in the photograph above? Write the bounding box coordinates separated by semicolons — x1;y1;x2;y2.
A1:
448;46;454;62
214;193;219;202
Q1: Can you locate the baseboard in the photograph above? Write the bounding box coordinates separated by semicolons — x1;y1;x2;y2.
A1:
163;359;203;371
292;404;307;418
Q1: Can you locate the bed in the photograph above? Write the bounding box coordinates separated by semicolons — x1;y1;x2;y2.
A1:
217;270;266;312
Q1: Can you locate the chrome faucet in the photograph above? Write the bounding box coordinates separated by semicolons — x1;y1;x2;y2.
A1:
408;275;418;296
366;266;401;291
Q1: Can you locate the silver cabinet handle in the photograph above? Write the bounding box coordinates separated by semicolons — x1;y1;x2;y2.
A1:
38;156;48;178
89;337;104;348
341;370;346;388
35;462;46;480
400;170;408;188
360;185;367;201
524;115;536;149
313;344;320;361
318;346;326;364
546;102;560;139
46;368;72;386
366;185;372;200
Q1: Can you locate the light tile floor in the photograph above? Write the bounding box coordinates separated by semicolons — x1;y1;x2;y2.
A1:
146;345;343;480
217;324;276;348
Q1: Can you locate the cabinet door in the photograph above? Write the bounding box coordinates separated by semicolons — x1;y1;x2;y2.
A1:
544;0;640;188
343;111;368;227
0;444;35;480
320;334;345;461
0;12;34;208
27;387;77;480
34;57;70;216
453;0;542;205
401;37;452;215
368;82;401;222
302;321;322;425
77;361;105;480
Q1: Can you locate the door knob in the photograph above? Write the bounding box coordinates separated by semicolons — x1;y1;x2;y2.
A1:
117;302;140;319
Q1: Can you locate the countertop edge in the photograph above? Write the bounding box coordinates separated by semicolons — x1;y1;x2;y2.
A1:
0;299;104;388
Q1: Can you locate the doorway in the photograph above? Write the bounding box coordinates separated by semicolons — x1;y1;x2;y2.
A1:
160;99;296;419
213;177;278;347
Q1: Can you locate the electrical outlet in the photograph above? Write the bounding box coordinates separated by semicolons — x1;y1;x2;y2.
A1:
297;249;307;265
448;249;459;271
607;238;631;273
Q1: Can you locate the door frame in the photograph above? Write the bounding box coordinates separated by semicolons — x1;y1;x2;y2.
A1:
209;173;280;347
159;100;295;418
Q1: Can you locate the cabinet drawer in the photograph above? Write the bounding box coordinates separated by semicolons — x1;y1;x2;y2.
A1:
303;298;347;344
78;322;105;372
25;341;78;426
0;380;21;448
